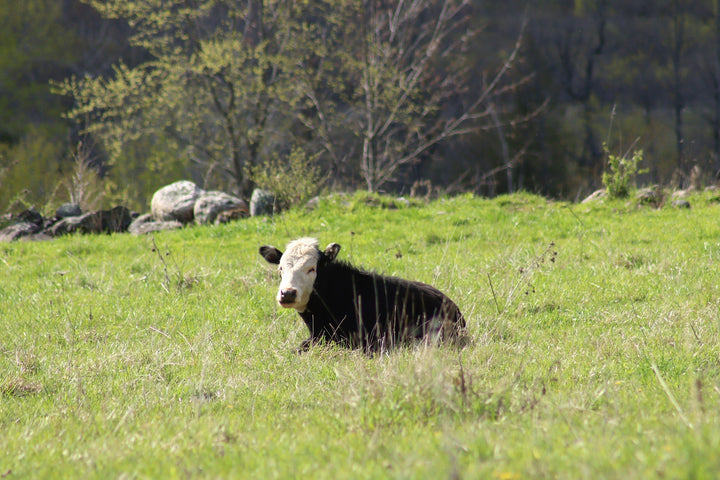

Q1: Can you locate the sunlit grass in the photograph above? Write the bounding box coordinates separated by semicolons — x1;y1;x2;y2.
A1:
1;191;719;478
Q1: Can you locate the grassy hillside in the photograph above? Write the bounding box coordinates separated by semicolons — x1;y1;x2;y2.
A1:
2;191;720;479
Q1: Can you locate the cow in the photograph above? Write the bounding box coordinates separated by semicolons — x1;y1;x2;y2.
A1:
259;237;466;352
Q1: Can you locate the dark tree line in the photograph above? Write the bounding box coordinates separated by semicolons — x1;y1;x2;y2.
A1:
515;0;720;197
2;0;720;211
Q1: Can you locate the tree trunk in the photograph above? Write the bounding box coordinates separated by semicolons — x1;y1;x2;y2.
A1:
559;0;606;172
671;3;686;175
715;0;720;177
245;0;263;46
490;104;512;193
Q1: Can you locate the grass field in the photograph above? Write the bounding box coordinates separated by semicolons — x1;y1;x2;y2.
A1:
1;191;720;479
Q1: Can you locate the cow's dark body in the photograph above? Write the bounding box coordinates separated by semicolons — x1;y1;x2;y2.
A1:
298;257;465;351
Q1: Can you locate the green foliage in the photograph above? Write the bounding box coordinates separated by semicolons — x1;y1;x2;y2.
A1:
99;135;190;211
248;147;326;209
4;0;720;207
0;153;11;194
56;0;521;197
0;126;66;213
2;193;720;478
0;0;79;142
601;142;645;198
0;0;88;213
56;0;332;200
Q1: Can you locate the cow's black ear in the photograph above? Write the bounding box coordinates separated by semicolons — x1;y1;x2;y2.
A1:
323;243;341;261
259;245;283;264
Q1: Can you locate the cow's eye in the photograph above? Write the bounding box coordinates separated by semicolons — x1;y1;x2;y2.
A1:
307;267;316;274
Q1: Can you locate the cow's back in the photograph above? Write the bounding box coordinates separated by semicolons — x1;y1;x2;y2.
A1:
308;262;464;348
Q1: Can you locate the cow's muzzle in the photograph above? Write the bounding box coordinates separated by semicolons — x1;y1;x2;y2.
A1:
278;288;297;306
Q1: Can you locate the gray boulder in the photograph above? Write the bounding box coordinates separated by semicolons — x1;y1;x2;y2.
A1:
105;206;133;232
0;208;45;242
151;180;204;223
47;206;132;236
672;189;690;199
250;189;277;217
128;213;183;235
194;191;248;225
581;189;606;203
79;206;133;234
134;220;183;235
56;203;82;219
46;216;84;236
305;196;321;211
0;222;42;242
17;207;44;226
215;207;249;224
127;213;153;233
129;219;183;235
636;186;664;207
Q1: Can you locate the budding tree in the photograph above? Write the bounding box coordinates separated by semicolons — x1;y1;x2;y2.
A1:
58;0;532;197
57;0;316;198
301;0;532;192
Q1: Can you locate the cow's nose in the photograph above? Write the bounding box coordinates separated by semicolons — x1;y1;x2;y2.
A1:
279;288;297;305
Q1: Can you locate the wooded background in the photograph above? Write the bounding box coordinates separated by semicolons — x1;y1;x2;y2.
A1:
1;0;718;211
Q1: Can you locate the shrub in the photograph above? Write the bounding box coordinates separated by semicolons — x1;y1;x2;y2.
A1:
248;148;325;209
62;141;105;212
601;142;645;199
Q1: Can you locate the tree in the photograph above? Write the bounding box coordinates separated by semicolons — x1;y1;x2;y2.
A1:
58;0;536;197
0;0;80;143
58;0;322;199
695;0;720;177
710;0;720;177
303;0;532;192
0;0;143;212
0;0;85;210
553;0;608;171
668;0;689;173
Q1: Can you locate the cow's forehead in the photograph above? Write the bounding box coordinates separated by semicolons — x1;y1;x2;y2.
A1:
281;237;321;268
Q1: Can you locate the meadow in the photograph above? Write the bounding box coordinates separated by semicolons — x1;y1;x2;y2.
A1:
1;191;719;479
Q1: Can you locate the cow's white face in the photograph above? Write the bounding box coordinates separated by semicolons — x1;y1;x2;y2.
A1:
259;237;341;313
276;238;321;311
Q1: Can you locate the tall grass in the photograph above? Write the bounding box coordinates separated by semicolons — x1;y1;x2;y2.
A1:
1;191;720;478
